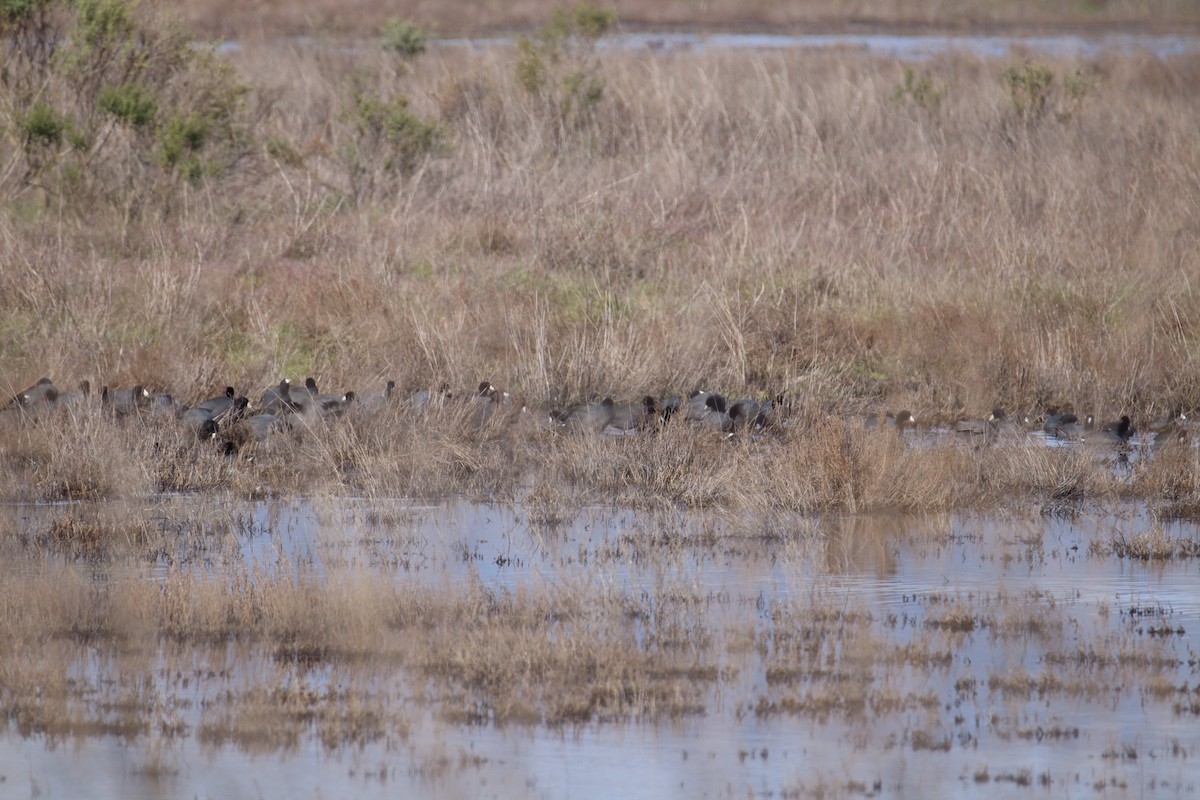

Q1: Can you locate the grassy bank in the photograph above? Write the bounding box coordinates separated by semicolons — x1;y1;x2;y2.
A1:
1;3;1199;507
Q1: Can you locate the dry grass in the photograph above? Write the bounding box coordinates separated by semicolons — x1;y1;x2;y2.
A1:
0;21;1195;513
0;395;1159;512
3;42;1200;428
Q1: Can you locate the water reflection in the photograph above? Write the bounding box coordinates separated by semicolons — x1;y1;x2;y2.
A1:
593;31;1200;60
220;31;1200;62
1;497;1198;798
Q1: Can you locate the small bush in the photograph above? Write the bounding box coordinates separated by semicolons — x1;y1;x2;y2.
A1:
381;18;428;59
1057;67;1095;122
97;83;157;128
1000;61;1097;126
341;77;444;202
0;0;256;214
22;102;66;148
513;2;616;148
893;67;945;113
1001;62;1054;122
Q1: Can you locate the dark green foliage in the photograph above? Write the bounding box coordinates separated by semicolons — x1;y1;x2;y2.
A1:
22;102;64;147
97;83;157;128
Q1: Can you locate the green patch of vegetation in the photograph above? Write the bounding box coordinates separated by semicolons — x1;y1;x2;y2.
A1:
1058;67;1095;122
159;112;209;173
1001;62;1054;122
1000;61;1093;124
21;102;66;148
271;322;319;379
514;3;616;148
218;329;262;372
0;0;254;214
381;18;428;59
97;83;157;128
893;67;945;113
341;74;444;202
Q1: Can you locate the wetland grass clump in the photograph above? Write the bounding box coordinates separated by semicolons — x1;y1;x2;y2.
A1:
0;557;722;730
5;409;156;501
1105;528;1200;560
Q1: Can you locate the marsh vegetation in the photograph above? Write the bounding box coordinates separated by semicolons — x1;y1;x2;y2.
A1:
2;1;1200;796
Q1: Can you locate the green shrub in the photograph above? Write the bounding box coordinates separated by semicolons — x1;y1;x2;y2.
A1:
22;102;65;147
341;76;444;202
1000;61;1096;125
97;83;157;128
1;0;50;24
1058;67;1094;122
1001;62;1055;122
893;68;945;113
381;17;428;59
513;3;616;148
159;113;208;166
0;0;256;214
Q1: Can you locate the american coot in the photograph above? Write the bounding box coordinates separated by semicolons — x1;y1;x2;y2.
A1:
608;396;659;431
196;418;219;441
10;377;56;407
1152;411;1191;447
149;391;185;418
102;385;150;416
184;396;249;433
295;389;354;420
729;397;776;431
660;396;683;423
471;381;517;427
260;379;297;415
355;380;396;413
955;407;1006;437
685;391;727;422
222;412;293;449
865;410;916;431
54;380;92;411
1044;411;1093;440
1093;415;1135;444
407;382;453;414
289;377;320;407
694;394;732;433
1149;408;1186;433
553;397;616;433
471;381;497;424
183;406;217;435
195;386;237;415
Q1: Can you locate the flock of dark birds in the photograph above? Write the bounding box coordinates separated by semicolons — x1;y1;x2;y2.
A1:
1;375;1184;456
1;376;783;452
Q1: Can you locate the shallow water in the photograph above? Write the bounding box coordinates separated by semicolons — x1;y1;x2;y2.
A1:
1;498;1198;798
219;31;1200;62
592;31;1200;60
